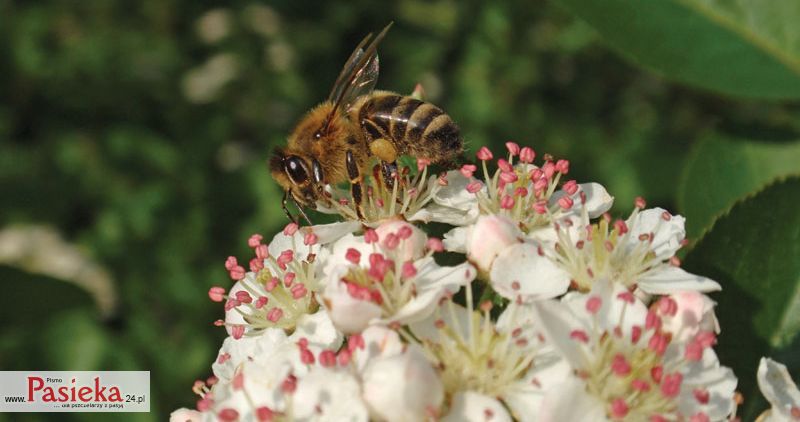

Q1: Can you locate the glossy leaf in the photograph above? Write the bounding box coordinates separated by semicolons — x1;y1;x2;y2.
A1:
677;136;800;240
553;0;800;99
683;177;800;419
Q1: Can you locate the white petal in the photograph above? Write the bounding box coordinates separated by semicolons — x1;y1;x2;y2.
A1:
624;207;685;260
409;302;472;343
362;347;443;422
443;226;469;253
676;349;737;420
435;170;480;209
268;221;358;258
550;182;613;220
303;221;362;244
352;325;405;373
529;299;589;370
503;353;572;422
581;183;614;218
637;265;721;294
292;367;369;421
170;408;202;422
319;233;373;278
211;359;292;417
562;279;649;338
490;242;570;302
322;269;382;335
537;376;608;422
442;391;511;422
758;358;800;420
289;309;343;351
212;328;289;383
410;171;480;226
387;261;474;325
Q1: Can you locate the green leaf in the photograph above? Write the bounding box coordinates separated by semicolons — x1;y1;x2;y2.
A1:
683;177;800;419
677;136;800;240
552;0;800;99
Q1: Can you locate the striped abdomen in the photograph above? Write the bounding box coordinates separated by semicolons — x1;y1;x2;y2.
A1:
355;92;463;162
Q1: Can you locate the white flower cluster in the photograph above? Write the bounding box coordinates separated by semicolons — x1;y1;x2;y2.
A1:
172;143;790;421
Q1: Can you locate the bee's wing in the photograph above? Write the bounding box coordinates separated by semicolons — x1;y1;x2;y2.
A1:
326;23;392;125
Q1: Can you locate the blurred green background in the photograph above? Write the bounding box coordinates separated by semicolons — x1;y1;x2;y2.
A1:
1;0;799;420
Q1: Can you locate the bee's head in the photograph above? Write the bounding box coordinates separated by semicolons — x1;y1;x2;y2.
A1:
269;148;321;207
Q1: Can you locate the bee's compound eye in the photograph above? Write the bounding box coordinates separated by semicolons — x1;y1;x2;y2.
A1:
284;156;310;185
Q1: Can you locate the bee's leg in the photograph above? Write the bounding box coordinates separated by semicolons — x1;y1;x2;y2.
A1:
282;190;297;223
346;150;365;220
283;190;313;225
380;161;398;191
367;137;399;191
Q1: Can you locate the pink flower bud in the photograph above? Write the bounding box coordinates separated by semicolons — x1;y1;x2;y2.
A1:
542;161;555;179
497;158;513;173
466;214;521;273
319;350;337;367
230;325;245;340
466;181;483;193
229;266;246;281
247;234;263;248
460;164;476;178
397;225;413;240
345;248;361;264
283;222;299;236
563;180;578;195
585;296;602;314
614;220;628;235
555;159;570;174
416;158;431;172
208;287;226;302
267;307;284;323
660;373;683;398
476;146;493;161
505;141;520;156
557;196;574;210
235;290;253;304
519;147;535;163
610;399;629;419
376;221;426;262
401;261;417;279
426;237;444;252
249;258;263;272
660;291;718;343
499;171;518;184
303;232;318;246
364;229;379;244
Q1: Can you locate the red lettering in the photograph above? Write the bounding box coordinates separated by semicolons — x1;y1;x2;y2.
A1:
27;377;43;401
78;386;92;402
108;386;122;402
93;378;107;401
58;386;69;402
42;387;55;402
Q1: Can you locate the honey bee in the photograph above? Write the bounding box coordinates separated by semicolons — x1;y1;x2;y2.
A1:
269;23;463;223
